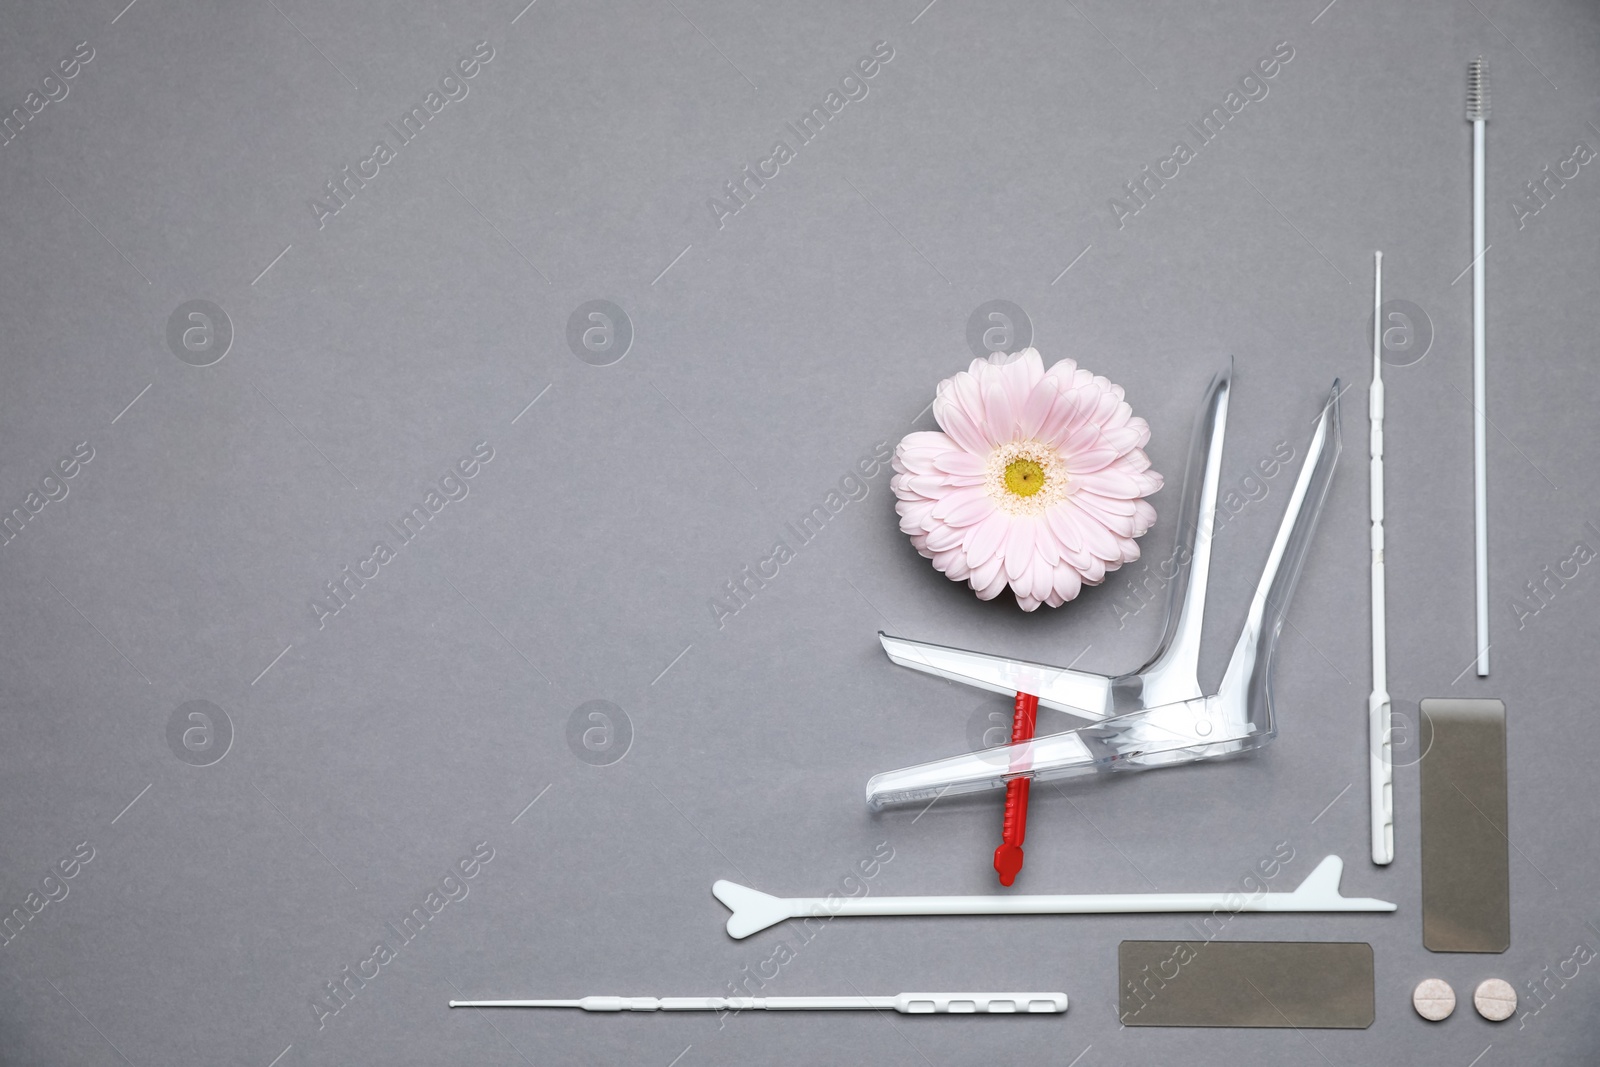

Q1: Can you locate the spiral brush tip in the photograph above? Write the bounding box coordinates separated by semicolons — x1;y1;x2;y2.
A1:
1466;56;1490;122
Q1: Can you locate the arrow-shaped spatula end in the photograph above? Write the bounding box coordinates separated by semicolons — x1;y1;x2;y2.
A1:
713;880;793;939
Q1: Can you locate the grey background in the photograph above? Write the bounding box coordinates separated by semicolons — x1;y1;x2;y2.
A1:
1;0;1597;1063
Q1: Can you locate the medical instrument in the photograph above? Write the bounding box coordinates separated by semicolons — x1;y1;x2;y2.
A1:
1419;698;1509;953
994;691;1038;885
1468;56;1491;676
448;992;1069;1014
1370;251;1394;865
714;855;1395;939
1120;940;1375;1028
867;371;1341;808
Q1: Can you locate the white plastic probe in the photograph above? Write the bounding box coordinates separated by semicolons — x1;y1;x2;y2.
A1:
1369;251;1394;866
449;992;1069;1014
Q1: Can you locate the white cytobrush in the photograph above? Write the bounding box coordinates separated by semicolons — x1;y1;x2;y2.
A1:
1467;57;1490;676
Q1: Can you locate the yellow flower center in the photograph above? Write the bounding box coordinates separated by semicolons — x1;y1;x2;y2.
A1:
1003;458;1046;497
986;441;1069;516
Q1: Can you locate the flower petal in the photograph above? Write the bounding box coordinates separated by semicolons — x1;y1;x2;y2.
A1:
982;375;1017;445
1036;386;1084;449
1075;490;1136;515
1046;503;1099;574
1057;418;1104;458
969;552;1005;596
898;430;956;453
1089;381;1122;428
1099;423;1144;454
1018;374;1058;440
1079;554;1107;584
1026;555;1055;604
1073;493;1137;537
931;486;996;526
923;522;965;553
1072;504;1122;562
974;569;1009;601
1132;498;1157;536
964;509;1011;569
1043;358;1079;381
999;349;1043;416
1062;445;1119;475
933;451;987;477
952;365;987;426
896;448;944;476
895;499;935;532
934;547;970;582
1072;467;1144;499
1053;565;1083;603
1046;503;1085;553
933;394;991;456
900;475;951;498
1034;522;1061;565
1002;517;1036;581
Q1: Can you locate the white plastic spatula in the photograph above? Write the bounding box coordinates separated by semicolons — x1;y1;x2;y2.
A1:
714;855;1396;938
449;992;1068;1014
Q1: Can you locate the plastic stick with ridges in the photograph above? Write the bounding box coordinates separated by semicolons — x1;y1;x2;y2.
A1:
448;992;1069;1014
1369;250;1394;865
994;691;1038;886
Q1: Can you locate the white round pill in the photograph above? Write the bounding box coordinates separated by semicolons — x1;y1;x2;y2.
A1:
1412;978;1455;1021
1474;978;1517;1022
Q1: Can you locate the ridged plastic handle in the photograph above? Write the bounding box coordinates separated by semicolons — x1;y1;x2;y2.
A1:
565;994;1070;1013
892;992;1068;1014
1368;693;1394;865
994;692;1038;885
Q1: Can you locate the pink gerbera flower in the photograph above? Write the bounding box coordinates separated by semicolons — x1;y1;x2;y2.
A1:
891;349;1162;611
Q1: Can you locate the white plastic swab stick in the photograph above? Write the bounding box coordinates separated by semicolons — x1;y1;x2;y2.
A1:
1468;56;1491;677
1369;251;1394;866
713;856;1396;939
449;992;1069;1014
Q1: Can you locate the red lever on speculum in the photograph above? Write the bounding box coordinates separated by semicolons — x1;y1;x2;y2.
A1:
992;691;1038;886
